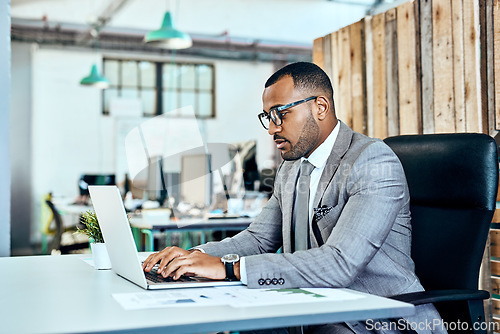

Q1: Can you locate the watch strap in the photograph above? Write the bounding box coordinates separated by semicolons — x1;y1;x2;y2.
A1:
224;261;237;281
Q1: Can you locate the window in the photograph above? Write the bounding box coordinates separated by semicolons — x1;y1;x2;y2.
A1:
103;59;215;118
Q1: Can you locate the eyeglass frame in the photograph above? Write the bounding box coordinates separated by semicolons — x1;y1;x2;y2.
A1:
258;96;318;130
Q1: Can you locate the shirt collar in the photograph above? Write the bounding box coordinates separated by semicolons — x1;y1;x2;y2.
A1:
302;121;340;169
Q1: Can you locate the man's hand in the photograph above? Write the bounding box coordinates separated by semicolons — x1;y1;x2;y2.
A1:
142;247;230;280
142;246;191;273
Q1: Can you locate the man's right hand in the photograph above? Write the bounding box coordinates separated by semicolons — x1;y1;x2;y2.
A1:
142;246;197;274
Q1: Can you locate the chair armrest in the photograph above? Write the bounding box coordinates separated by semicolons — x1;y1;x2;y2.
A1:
390;289;489;306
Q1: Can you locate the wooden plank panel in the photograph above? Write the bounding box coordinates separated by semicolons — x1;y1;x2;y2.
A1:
494;0;500;130
463;0;481;132
433;0;456;133
397;1;421;135
385;8;400;136
497;176;500;201
491;229;500;258
330;31;341;118
492;259;500;276
493;298;500;314
493;316;500;333
350;20;367;134
487;0;497;134
493;208;500;223
338;26;352;127
479;0;489;134
493;276;500;295
323;33;333;83
420;0;435;134
452;0;466;132
414;0;422;135
365;16;374;138
372;12;388;139
313;37;325;70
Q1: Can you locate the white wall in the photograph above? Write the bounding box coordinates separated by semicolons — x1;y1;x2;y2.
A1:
25;46;274;243
30;48;115;243
0;0;11;257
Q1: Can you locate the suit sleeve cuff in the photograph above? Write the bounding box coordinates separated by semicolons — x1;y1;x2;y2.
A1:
239;257;248;285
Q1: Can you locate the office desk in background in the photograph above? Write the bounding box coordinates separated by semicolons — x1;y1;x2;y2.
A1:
0;254;415;334
51;201;252;251
130;215;253;251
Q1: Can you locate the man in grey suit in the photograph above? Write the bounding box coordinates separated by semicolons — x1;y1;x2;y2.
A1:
143;62;445;333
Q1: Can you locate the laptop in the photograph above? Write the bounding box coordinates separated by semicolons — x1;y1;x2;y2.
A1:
88;185;242;290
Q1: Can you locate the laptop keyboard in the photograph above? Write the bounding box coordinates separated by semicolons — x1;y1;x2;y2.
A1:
145;268;195;283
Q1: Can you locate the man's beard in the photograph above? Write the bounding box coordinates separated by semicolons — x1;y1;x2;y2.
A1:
281;112;320;161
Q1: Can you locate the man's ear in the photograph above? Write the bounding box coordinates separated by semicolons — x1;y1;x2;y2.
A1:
315;96;329;121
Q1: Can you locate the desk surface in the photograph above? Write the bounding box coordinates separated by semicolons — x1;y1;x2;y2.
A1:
0;255;415;334
130;216;253;231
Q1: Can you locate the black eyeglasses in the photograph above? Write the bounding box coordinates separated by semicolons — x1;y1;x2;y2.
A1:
258;96;317;130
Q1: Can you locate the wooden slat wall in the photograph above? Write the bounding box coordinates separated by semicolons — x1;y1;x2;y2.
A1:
420;0;434;134
350;20;367;135
312;0;497;138
386;9;400;136
397;1;421;135
490;214;500;332
495;0;500;130
314;0;499;330
339;27;352;128
371;13;387;138
463;0;482;133
452;0;466;132
432;0;455;133
491;229;500;258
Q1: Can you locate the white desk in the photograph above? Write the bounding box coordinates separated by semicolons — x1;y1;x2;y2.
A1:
0;255;415;334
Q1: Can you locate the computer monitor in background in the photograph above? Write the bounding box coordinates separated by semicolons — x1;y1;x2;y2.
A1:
180;154;212;207
144;158;180;205
79;174;116;196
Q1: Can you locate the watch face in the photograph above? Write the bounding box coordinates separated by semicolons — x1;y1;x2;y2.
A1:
223;254;239;262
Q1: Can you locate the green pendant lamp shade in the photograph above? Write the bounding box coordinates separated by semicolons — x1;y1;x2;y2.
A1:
80;64;110;89
144;11;192;49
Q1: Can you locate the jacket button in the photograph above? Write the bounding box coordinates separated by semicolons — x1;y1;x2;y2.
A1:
272;278;278;285
278;278;285;285
258;279;265;285
265;278;272;285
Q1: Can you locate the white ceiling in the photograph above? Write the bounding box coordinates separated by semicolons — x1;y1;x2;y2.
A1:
10;0;398;44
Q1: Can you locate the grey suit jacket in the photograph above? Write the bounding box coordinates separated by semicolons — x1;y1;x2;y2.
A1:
199;122;446;333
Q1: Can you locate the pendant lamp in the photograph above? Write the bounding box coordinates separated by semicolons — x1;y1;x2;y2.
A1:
144;11;192;49
80;64;110;89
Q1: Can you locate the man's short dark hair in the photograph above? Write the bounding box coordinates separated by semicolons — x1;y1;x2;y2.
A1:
265;62;334;103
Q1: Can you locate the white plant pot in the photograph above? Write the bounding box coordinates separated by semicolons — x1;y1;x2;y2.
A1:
91;243;112;270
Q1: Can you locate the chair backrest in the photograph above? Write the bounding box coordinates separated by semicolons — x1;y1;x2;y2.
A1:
45;200;64;252
384;133;498;292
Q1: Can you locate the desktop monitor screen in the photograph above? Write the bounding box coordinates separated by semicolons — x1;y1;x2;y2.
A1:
79;174;116;196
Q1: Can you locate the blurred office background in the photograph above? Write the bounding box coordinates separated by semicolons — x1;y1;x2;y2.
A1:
3;0;404;256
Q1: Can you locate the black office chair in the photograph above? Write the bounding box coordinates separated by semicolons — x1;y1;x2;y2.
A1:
384;133;498;334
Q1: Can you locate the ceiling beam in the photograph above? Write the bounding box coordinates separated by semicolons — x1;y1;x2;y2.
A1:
75;0;132;45
11;18;312;63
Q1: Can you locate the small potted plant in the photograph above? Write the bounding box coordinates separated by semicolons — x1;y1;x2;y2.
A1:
76;210;111;270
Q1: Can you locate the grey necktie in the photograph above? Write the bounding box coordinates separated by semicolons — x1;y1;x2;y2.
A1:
293;160;315;251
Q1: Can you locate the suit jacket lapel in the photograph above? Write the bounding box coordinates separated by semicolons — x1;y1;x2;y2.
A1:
312;121;353;209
